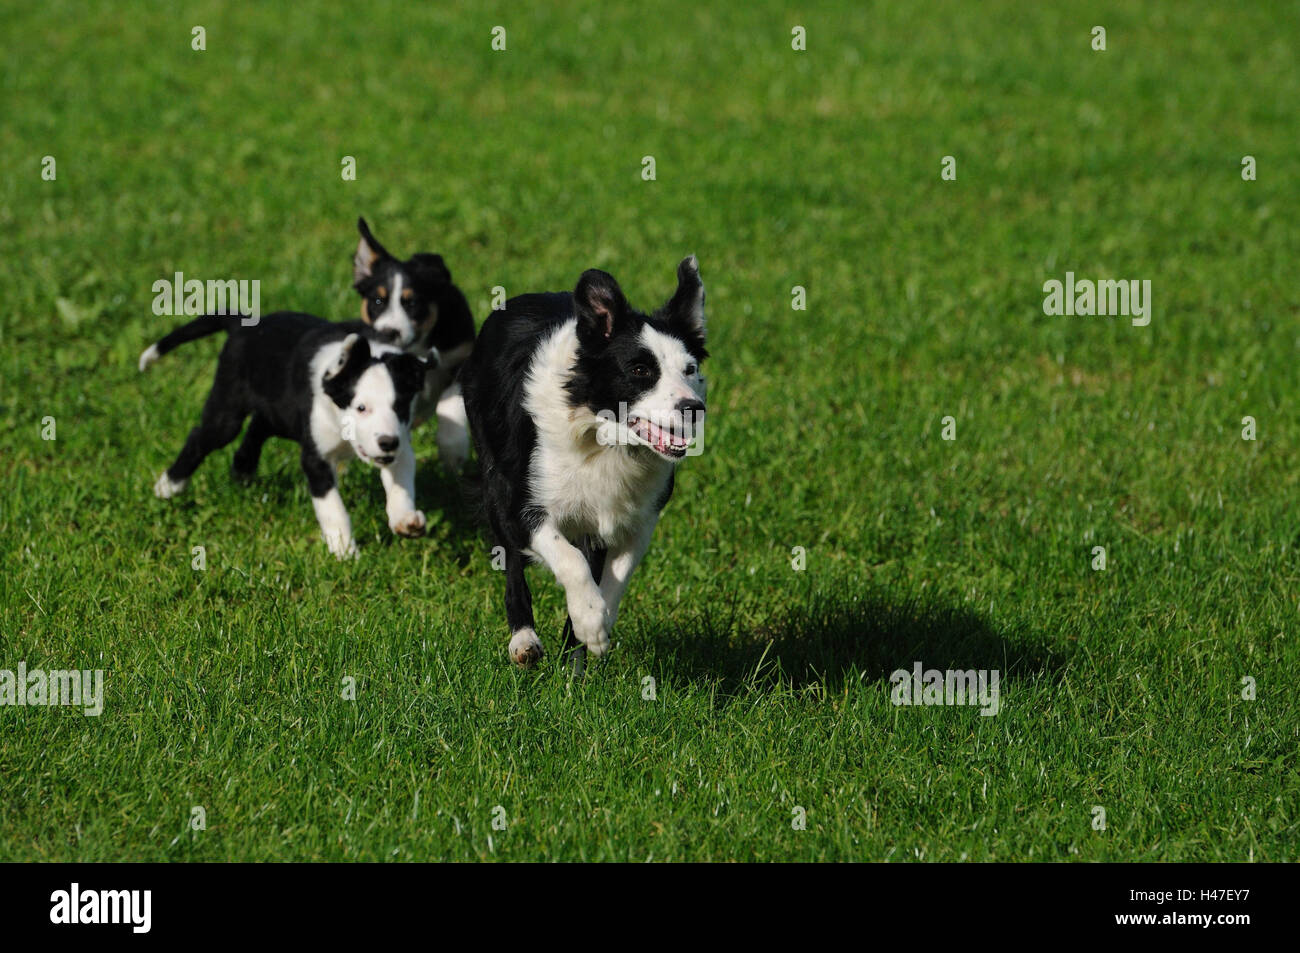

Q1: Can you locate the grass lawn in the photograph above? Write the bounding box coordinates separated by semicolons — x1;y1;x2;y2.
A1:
0;0;1297;861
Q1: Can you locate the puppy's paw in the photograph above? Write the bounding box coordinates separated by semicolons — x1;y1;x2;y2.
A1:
153;471;187;499
390;510;427;538
509;628;544;667
323;531;360;560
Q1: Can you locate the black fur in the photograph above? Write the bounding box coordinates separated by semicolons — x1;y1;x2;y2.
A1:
353;216;475;357
146;311;424;493
461;259;707;665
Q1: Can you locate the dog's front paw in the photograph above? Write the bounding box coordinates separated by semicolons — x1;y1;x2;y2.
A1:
153;471;187;499
390;510;426;538
509;628;544;667
569;593;611;657
323;531;360;560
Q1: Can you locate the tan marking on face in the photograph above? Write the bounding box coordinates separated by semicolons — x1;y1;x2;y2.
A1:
361;299;371;323
417;303;439;333
401;287;413;302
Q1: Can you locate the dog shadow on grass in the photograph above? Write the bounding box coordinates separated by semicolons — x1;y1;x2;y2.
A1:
641;588;1065;695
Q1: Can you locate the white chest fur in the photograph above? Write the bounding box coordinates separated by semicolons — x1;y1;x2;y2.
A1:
522;320;673;547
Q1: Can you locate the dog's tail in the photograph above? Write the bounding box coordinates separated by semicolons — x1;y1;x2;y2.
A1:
138;314;237;372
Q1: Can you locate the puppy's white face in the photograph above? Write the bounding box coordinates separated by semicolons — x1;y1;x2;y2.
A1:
620;326;707;460
365;273;420;348
341;364;409;465
320;333;422;466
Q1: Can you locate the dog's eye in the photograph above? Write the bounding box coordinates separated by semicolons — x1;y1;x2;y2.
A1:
356;404;367;414
684;363;698;376
630;363;652;378
370;296;385;312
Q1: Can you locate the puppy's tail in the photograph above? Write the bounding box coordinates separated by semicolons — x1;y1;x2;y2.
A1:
138;314;235;372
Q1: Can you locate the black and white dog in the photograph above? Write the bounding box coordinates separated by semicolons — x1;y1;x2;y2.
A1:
461;256;708;666
140;313;429;558
351;218;476;470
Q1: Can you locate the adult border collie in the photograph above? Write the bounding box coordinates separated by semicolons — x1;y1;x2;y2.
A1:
461;256;708;666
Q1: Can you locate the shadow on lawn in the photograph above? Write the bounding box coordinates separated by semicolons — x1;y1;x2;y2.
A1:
645;587;1065;694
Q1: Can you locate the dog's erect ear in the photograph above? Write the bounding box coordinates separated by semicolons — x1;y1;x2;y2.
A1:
574;269;629;343
410;252;452;284
385;352;430;399
664;255;707;355
323;333;371;405
354;217;392;286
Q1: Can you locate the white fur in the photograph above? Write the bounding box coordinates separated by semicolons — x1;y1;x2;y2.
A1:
434;379;470;471
621;325;706;453
303;335;423;553
411;339;473;471
153;471;187;498
312;488;357;559
379;444;425;536
370;274;416;346
308;337;408;465
138;344;160;372
509;627;544;666
598;516;658;633
522;319;674;549
518;319;701;657
527;519;611;655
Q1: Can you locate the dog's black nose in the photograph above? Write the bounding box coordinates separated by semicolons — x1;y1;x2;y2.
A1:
377;435;400;453
377;329;401;344
676;397;706;418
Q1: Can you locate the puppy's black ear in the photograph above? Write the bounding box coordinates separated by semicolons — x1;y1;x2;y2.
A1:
323;333;371;406
664;255;707;357
574;269;628;343
410;252;452;284
354;217;392;286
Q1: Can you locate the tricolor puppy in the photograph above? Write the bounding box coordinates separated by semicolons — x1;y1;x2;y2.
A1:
352;217;476;470
139;313;429;558
461;256;708;667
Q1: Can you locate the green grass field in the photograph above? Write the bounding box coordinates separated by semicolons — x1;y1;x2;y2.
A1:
1;1;1297;861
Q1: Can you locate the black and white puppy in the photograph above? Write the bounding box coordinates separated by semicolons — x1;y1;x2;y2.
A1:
352;217;476;470
139;313;429;558
461;257;708;666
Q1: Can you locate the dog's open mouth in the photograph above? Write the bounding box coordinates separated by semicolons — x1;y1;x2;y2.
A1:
627;416;691;459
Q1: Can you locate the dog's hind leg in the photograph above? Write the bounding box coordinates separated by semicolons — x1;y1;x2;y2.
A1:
156;398;246;498
231;412;272;482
